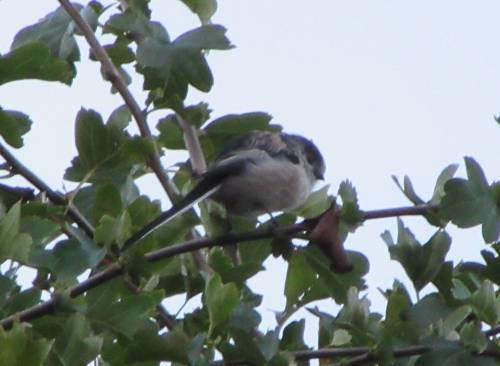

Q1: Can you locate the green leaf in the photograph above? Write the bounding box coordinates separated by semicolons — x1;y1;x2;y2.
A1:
335;287;371;333
204;112;273;134
0;43;72;85
180;102;212;128
291;185;331;218
383;220;451;292
416;339;497;366
0;202;32;263
106;104;131;129
120;136;155;164
95;212;132;248
12;5;83;63
30;234;105;282
20;217;59;248
441;305;471;335
180;0;218;24
136;24;230;106
284;250;317;308
104;42;135;66
93;184;123;221
303;247;369;304
338;180;363;225
392;175;425;205
107;328;190;364
157;114;185;149
460;321;488;353
469;280;499;325
0;323;52;366
331;329;352;346
384;280;413;335
431;164;459;203
50;313;102;366
441;157;499;242
256;330;280;361
79;2;101;33
3;288;41;317
204;273;239;336
408;294;453;333
229;304;261;332
221;328;266;365
104;10;168;40
153;209;200;247
89;292;162;338
175;25;233;50
280;320;307;351
74;108;118;170
203;112;276;160
0;108;32;148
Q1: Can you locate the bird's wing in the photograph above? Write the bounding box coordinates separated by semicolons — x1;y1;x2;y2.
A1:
122;150;264;251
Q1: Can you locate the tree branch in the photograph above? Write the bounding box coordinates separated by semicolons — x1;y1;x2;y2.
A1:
177;114;207;175
362;203;438;220
177;114;213;273
0;141;94;237
0;201;442;329
57;0;175;198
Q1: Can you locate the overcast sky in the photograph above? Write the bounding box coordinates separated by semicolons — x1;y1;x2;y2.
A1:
1;0;499;348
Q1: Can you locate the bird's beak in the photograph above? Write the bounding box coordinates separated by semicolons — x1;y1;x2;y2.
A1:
315;171;324;180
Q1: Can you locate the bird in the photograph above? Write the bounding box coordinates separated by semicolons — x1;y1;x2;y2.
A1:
121;130;326;251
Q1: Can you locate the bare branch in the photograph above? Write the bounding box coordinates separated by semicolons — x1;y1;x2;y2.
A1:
57;0;175;198
362;203;439;220
177;114;214;272
177;114;207;174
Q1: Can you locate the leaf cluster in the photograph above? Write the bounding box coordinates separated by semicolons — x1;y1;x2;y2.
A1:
0;1;498;366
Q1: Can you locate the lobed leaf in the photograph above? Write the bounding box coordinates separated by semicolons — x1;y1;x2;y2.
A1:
0;108;32;148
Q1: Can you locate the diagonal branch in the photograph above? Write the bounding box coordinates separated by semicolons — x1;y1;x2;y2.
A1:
0;222;304;330
0;142;175;330
0;141;94;237
57;0;175;199
176;114;213;273
0;199;438;330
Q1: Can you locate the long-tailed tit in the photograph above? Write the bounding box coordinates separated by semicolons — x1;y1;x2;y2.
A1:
122;131;325;251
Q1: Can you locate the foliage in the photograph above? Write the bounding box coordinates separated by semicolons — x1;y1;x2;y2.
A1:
0;1;498;365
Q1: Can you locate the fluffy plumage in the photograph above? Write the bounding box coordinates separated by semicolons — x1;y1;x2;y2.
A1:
122;131;325;250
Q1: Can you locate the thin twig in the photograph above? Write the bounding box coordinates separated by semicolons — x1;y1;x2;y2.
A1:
57;0;175;198
0;141;94;237
362;203;438;220
177;114;213;273
177;114;207;174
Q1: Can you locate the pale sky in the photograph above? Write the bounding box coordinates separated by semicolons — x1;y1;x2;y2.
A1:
1;0;499;349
